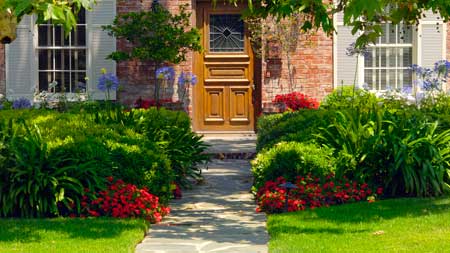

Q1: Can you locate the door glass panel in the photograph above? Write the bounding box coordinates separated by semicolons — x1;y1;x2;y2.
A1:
209;14;244;52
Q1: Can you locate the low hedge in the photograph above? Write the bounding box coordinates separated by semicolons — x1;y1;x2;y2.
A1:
251;141;335;190
256;110;333;152
0;106;208;218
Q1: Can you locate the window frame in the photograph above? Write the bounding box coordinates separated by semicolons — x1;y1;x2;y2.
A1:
363;23;415;91
33;12;89;94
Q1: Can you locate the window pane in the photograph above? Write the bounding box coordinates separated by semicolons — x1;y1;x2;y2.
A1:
38;25;53;47
71;26;86;46
209;14;244;52
77;9;86;24
55;50;71;70
403;47;413;67
54;72;72;92
399;24;413;43
380;48;387;67
380;24;388;44
55;26;70;46
388;23;396;44
38;50;54;70
380;70;387;90
71;50;86;70
388;48;396;67
388;69;396;88
39;72;53;91
364;69;373;88
403;69;413;88
73;72;87;93
364;48;374;67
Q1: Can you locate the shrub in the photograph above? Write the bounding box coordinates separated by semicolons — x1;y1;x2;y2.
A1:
75;177;170;223
273;92;319;111
256;175;382;214
0;104;207;217
256;109;333;151
131;108;209;188
317;107;450;197
251;142;335;190
320;86;379;110
0;121;106;218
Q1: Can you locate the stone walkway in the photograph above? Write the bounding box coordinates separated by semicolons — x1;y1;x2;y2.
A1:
135;159;268;253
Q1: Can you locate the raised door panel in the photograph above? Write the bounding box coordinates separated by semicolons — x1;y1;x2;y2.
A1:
229;87;250;124
204;87;225;123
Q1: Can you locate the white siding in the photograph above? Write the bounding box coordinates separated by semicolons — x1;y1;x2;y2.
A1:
420;23;445;68
87;0;117;100
5;16;35;100
335;26;359;86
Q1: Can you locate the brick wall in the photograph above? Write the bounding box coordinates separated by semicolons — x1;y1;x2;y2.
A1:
115;0;335;113
0;45;5;96
261;30;334;111
116;0;195;109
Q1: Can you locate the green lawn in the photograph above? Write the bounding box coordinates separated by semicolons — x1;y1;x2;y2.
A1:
268;197;450;253
0;218;148;253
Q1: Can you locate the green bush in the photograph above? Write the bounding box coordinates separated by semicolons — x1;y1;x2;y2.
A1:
317;106;450;197
256;110;333;151
0;104;208;216
251;141;335;190
94;107;209;189
0;120;107;218
320;86;379;110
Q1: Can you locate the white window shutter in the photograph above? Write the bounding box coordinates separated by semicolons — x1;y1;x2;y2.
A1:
87;0;117;100
420;23;445;68
335;25;359;87
5;16;35;100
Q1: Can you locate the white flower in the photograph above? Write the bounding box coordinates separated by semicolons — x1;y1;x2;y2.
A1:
0;93;4;100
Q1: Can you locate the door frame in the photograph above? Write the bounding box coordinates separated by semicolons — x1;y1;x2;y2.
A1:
193;0;260;133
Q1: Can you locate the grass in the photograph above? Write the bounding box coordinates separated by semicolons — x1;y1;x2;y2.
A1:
0;218;148;253
268;197;450;253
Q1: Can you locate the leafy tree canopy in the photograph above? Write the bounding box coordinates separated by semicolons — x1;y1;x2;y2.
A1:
220;0;450;47
0;0;94;43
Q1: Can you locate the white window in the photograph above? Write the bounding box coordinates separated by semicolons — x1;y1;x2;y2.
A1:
364;23;413;90
36;9;87;93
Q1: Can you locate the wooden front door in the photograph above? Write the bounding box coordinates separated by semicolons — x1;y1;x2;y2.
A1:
193;2;255;132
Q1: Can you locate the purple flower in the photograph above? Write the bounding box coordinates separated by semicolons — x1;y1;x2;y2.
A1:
402;86;412;94
98;73;119;92
156;67;175;81
346;42;370;57
12;97;32;109
434;60;450;79
178;72;198;88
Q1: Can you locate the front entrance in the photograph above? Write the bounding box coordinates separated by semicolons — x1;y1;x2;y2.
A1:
193;2;255;132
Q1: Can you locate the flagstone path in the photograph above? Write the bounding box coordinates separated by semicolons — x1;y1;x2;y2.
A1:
135;159;268;253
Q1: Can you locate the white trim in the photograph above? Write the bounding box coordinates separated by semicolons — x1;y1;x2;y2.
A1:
333;12;338;88
442;22;447;60
86;7;93;95
31;15;38;95
417;22;423;66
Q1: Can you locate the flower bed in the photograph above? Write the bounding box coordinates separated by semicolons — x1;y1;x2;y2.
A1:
74;177;170;223
256;175;383;214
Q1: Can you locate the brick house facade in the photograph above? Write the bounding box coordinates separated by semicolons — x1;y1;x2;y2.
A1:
0;0;448;132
